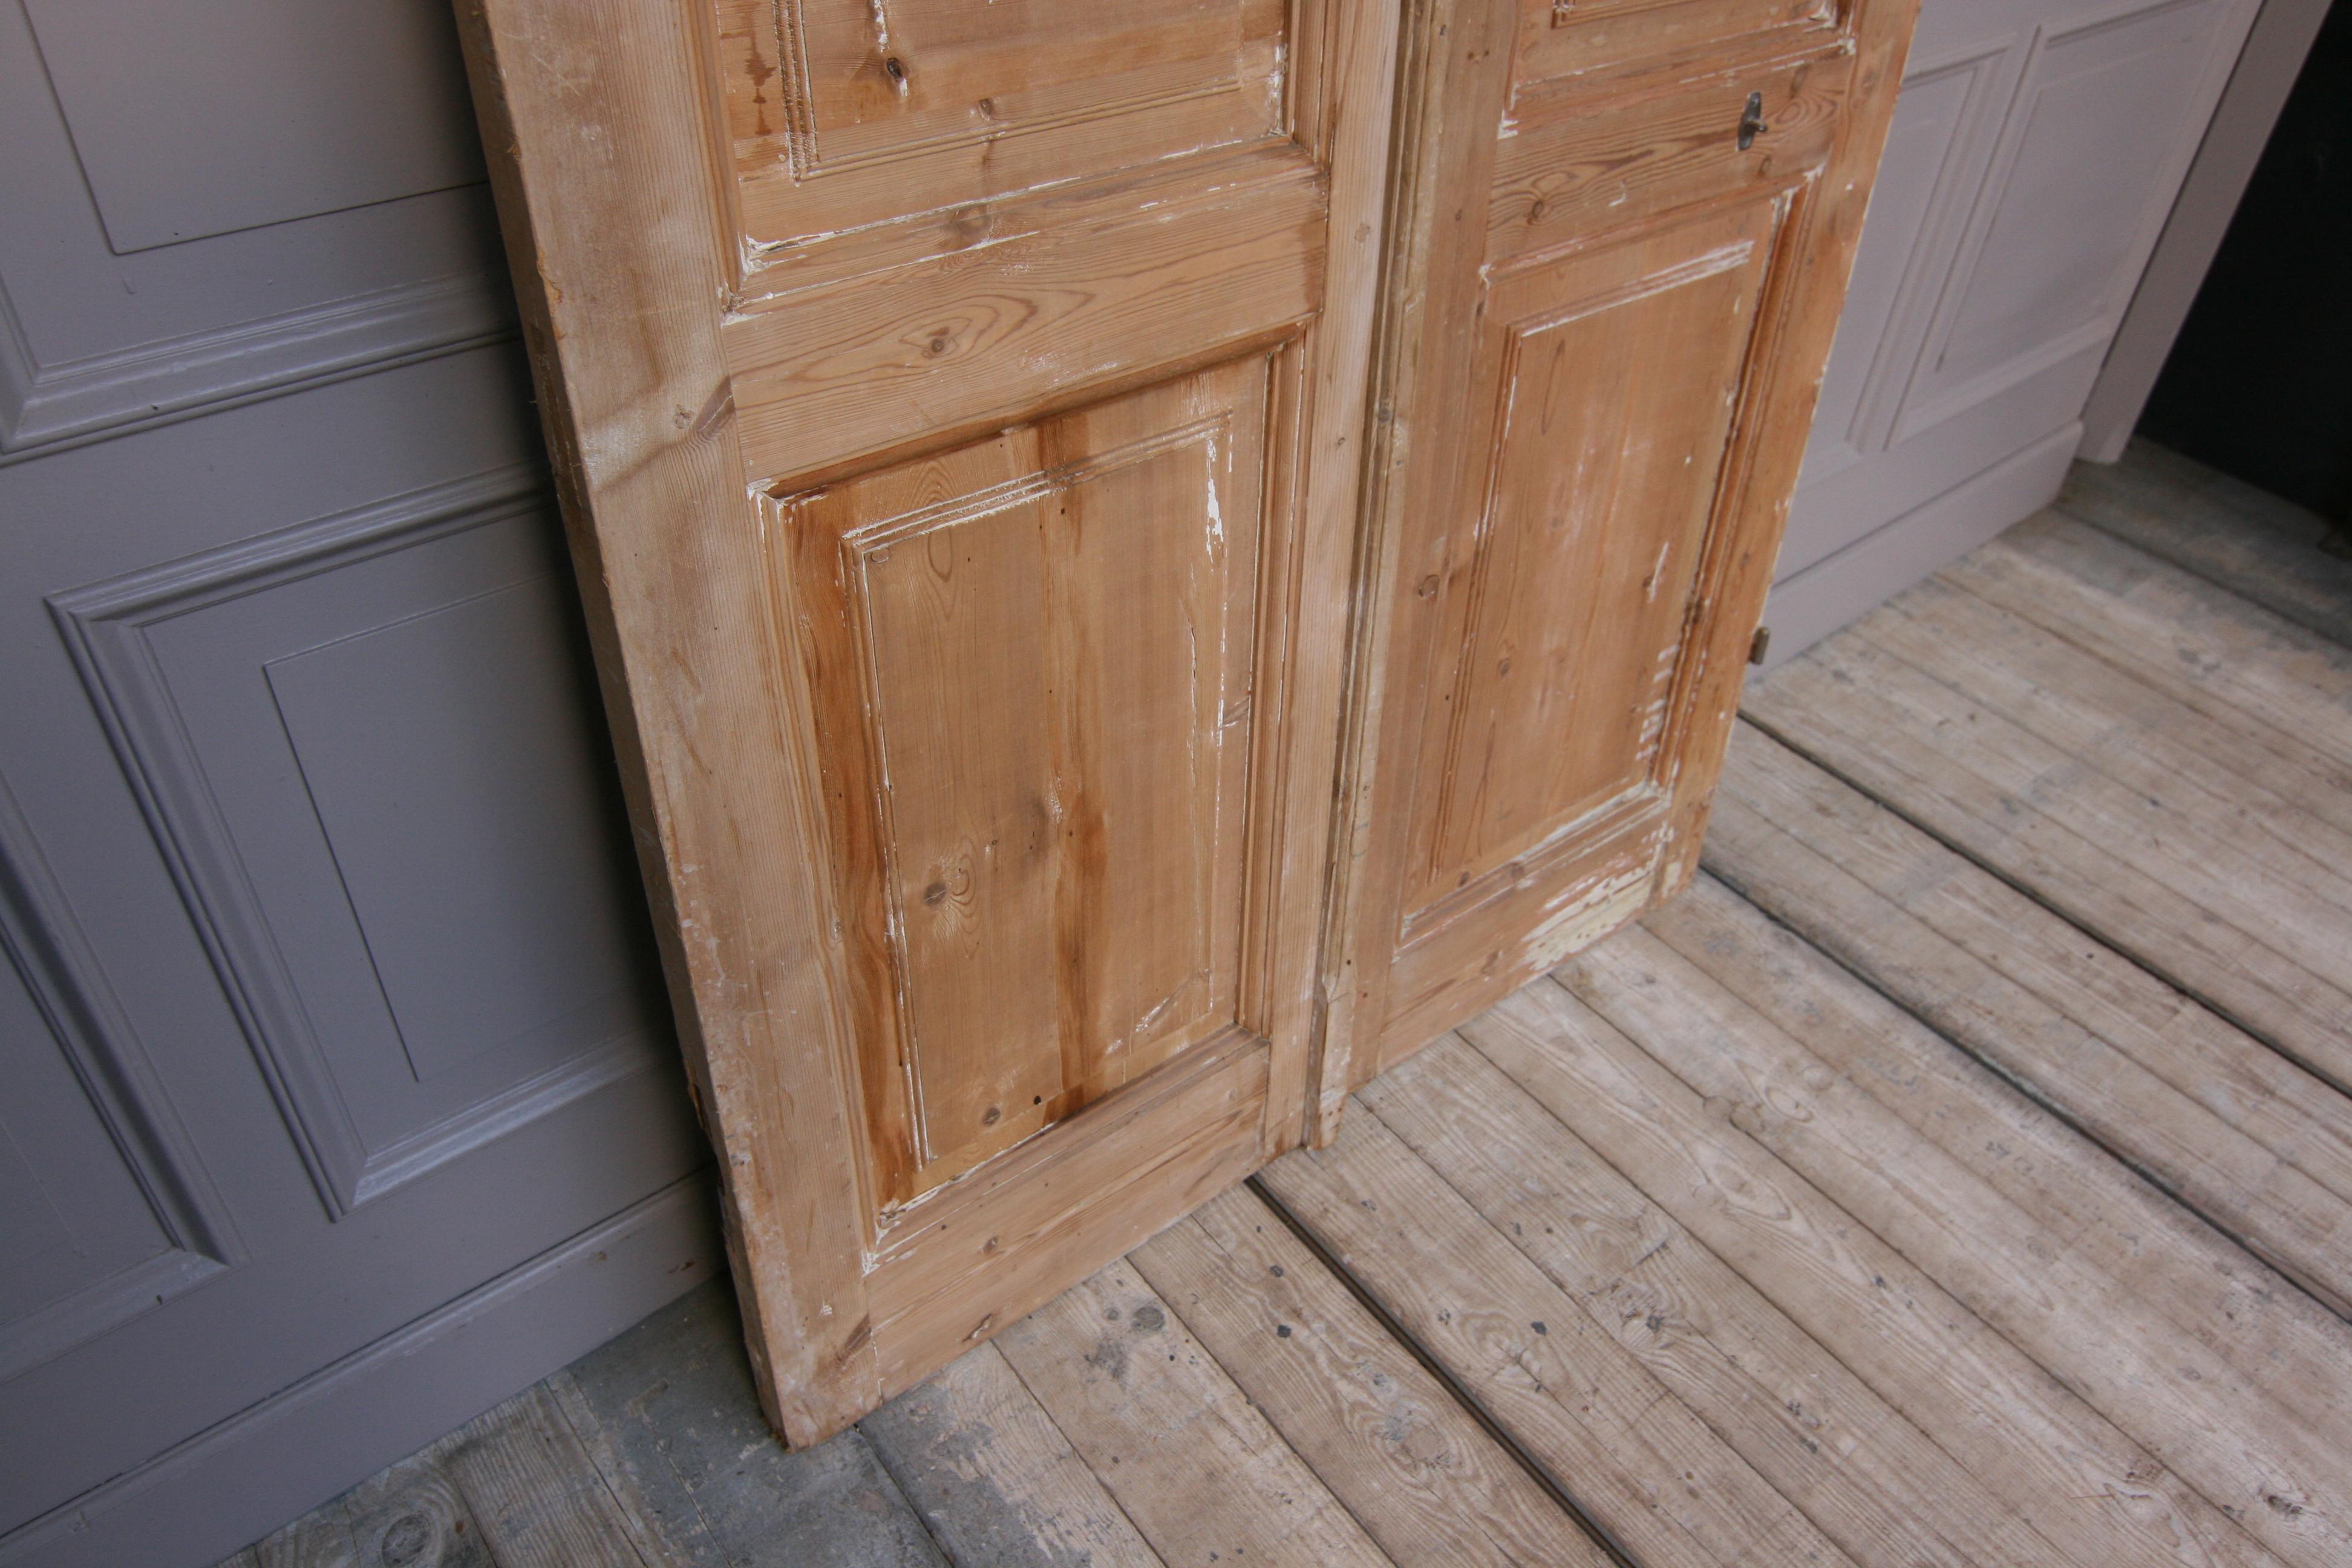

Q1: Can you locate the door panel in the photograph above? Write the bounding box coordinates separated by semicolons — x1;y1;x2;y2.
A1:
1408;201;1779;924
1319;0;1916;1099
1900;0;2235;428
785;360;1269;1204
457;0;1395;1441
719;0;1289;242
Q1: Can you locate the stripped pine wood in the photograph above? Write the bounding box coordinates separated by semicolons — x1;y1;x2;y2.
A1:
1639;871;2352;1444
1130;1186;1616;1568
1359;1038;2078;1568
1258;1108;1857;1568
860;1345;1163;1568
1557;937;2351;1567
1314;0;1918;1100
1704;730;2352;1299
457;0;1405;1437
1460;981;2280;1568
991;1258;1397;1568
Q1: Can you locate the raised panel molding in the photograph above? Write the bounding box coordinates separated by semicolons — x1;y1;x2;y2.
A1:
1797;36;2013;495
0;0;514;461
0;771;238;1382
0;272;513;460
1889;0;2242;444
47;470;669;1220
782;358;1273;1207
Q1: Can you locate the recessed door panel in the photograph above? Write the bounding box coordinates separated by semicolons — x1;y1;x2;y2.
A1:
1409;201;1777;926
720;0;1288;243
784;360;1268;1204
1321;0;1916;1096
1902;0;2231;423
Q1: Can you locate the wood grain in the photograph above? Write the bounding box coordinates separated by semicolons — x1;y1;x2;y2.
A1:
455;0;881;1443
1259;1106;1857;1566
2057;442;2352;648
1642;868;2352;1451
460;0;1398;1436
440;1387;652;1568
1362;1035;2077;1568
995;1258;1398;1568
1557;936;2352;1566
1707;722;2352;1311
1315;0;1920;1106
1745;538;2352;1093
1461;979;2280;1568
863;1345;1165;1568
783;362;1269;1200
1133;1185;1615;1568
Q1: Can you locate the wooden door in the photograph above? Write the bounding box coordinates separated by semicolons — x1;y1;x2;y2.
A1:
1315;0;1917;1111
452;0;1396;1440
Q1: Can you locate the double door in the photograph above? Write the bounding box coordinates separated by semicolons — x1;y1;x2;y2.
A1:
458;0;1915;1440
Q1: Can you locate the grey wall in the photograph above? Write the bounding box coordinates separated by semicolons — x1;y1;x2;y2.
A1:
0;4;720;1564
1759;0;2266;664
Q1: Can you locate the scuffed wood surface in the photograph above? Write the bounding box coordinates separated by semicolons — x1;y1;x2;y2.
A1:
459;0;1399;1437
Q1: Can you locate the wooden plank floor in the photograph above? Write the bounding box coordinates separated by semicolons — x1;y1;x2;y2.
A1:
222;440;2352;1568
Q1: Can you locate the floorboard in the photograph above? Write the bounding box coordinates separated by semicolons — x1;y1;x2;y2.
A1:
1702;732;2352;1315
1130;1186;1616;1568
2059;441;2352;647
226;446;2352;1568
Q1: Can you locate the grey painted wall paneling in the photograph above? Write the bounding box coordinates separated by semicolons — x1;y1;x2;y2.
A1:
0;769;240;1385
49;469;667;1217
22;0;485;251
0;350;713;1563
1763;0;2263;666
0;0;512;457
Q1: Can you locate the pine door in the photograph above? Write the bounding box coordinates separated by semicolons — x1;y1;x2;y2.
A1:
454;0;1396;1440
1316;0;1917;1108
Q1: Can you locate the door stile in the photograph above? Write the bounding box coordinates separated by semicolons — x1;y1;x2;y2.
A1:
1270;0;1405;1155
1648;9;1919;898
453;0;884;1441
1313;0;1523;1140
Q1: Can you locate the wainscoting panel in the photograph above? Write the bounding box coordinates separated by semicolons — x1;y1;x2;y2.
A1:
0;0;511;457
1768;0;2260;664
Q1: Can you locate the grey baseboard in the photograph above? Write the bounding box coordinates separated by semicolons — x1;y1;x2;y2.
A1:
1758;422;2082;672
0;1171;722;1568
